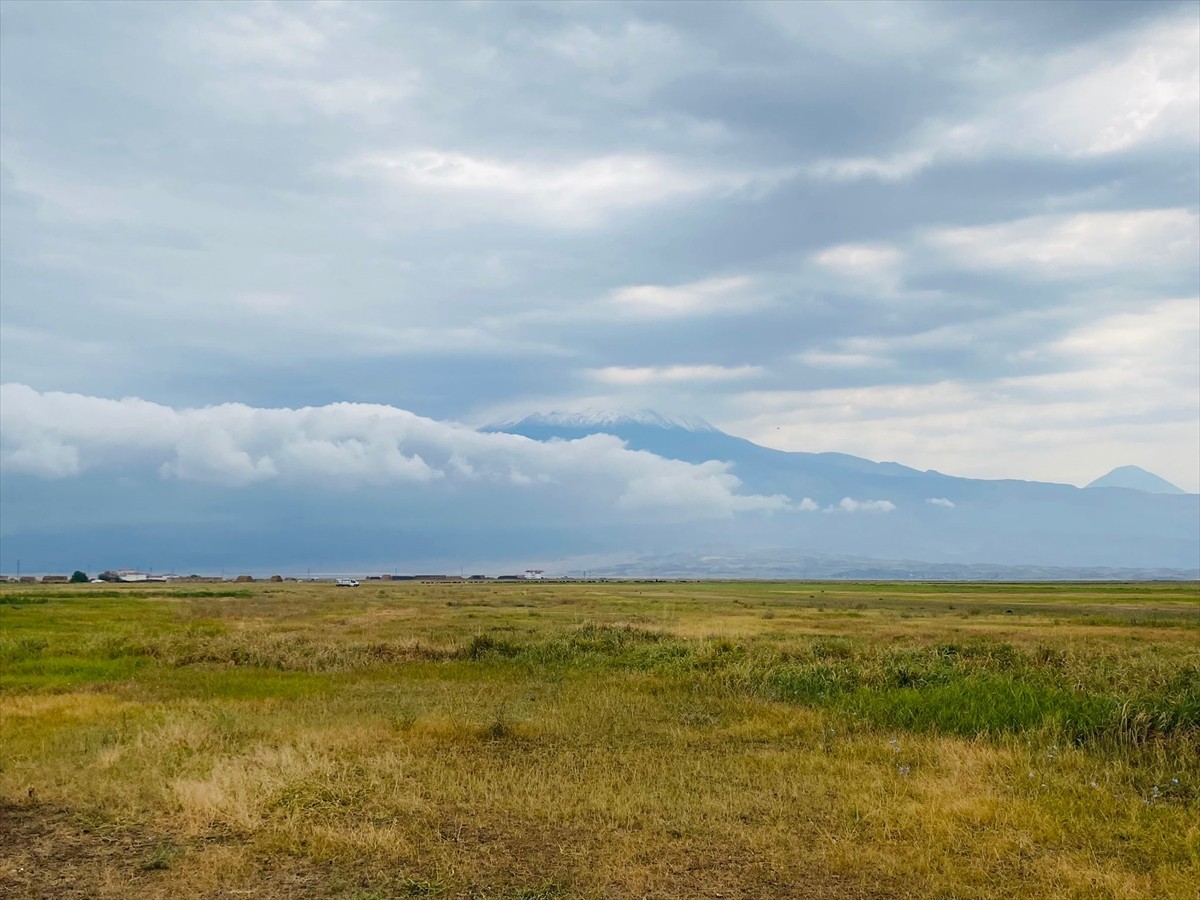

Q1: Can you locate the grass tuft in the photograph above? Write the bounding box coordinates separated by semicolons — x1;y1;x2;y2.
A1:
140;844;180;871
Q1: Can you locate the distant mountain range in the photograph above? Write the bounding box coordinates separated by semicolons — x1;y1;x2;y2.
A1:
3;408;1195;578
489;411;1199;574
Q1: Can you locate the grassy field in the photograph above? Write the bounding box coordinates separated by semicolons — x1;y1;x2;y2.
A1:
2;580;1198;899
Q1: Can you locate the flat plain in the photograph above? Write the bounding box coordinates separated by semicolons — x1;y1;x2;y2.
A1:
1;580;1198;899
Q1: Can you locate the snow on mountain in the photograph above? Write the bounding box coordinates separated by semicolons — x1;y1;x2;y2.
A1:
492;409;717;433
484;411;1200;571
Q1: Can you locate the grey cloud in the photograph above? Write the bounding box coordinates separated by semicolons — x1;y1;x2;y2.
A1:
0;0;1196;496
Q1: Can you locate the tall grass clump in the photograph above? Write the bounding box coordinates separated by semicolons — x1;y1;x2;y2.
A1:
451;626;1200;749
0;594;49;606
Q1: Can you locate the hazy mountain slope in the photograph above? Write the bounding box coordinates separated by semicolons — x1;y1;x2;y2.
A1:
4;411;1195;576
488;412;1200;571
1086;465;1186;494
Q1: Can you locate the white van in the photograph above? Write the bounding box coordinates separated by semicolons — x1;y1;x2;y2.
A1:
335;579;359;587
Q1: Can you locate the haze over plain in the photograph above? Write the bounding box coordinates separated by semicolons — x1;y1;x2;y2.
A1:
1;1;1197;572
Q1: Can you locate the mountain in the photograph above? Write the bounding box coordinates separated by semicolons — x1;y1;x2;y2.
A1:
4;409;1195;577
488;411;1200;572
488;409;925;486
1086;465;1186;495
491;409;719;433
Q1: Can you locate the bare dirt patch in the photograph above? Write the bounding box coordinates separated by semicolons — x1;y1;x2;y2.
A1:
0;800;888;899
0;802;332;900
1;800;166;899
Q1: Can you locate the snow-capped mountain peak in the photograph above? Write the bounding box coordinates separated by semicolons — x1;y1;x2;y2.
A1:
492;408;718;433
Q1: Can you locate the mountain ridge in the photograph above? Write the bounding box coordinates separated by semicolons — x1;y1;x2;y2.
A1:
491;410;1042;487
485;410;1200;571
494;410;1194;494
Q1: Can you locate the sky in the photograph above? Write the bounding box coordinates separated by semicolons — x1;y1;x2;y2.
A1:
2;0;1199;505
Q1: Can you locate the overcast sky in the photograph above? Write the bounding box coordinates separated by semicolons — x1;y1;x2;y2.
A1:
2;0;1198;491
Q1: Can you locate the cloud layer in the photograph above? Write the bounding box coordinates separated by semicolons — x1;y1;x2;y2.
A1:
1;0;1197;501
0;384;788;518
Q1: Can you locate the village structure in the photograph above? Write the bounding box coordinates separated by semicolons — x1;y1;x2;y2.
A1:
4;567;557;584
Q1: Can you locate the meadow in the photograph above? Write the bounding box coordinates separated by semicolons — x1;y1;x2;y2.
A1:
1;579;1198;899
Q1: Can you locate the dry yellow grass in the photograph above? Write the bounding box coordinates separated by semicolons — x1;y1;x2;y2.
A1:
2;580;1198;898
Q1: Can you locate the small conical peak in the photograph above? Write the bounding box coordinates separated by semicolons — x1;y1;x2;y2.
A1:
1085;465;1185;494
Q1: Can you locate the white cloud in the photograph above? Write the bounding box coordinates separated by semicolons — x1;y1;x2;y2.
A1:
828;497;896;513
926;209;1198;278
607;276;761;320
338;151;786;228
0;385;789;518
926;497;955;508
1049;297;1199;371
795;349;885;369
964;15;1200;159
470;274;764;334
813;242;904;287
810;209;1195;300
729;297;1200;491
810;12;1200;180
587;364;763;385
808;151;933;183
796;316;1050;370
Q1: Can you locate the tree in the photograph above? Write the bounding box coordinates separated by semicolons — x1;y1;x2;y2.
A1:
70;570;88;583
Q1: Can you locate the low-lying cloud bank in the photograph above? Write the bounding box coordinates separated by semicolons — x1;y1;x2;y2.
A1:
0;384;790;518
